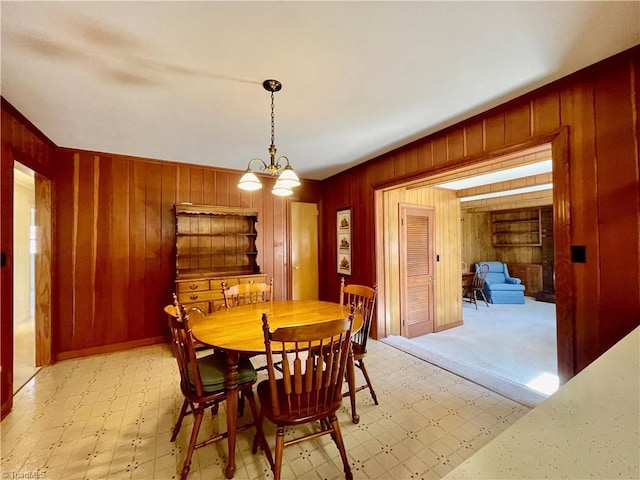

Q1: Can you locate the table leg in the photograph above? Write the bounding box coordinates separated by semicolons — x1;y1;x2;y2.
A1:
225;351;240;479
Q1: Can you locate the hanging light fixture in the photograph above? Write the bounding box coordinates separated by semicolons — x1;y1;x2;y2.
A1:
238;79;300;196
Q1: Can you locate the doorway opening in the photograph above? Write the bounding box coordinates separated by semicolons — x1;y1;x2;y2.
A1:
13;164;40;393
377;144;557;405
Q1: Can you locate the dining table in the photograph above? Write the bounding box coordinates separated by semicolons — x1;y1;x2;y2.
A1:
189;299;363;479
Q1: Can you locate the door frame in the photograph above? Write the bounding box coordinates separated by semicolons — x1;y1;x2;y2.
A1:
1;156;53;419
374;128;573;382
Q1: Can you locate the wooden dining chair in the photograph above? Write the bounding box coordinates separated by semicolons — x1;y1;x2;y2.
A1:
222;277;273;308
257;306;356;480
165;294;267;480
340;277;378;424
462;264;490;309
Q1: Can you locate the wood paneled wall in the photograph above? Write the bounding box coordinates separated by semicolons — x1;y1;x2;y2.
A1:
53;149;321;358
381;186;461;335
1;100;56;419
319;46;640;380
461;209;546;267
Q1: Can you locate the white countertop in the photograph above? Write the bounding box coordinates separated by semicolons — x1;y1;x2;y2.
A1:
444;326;640;479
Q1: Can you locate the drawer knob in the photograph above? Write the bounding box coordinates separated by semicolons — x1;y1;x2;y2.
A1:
190;294;199;301
189;284;199;290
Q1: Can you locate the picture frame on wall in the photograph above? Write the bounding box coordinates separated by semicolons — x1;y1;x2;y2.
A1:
337;207;351;275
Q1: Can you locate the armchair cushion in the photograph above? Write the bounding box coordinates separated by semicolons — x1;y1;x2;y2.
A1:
475;262;525;304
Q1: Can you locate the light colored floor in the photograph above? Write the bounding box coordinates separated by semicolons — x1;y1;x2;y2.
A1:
1;340;530;480
13;319;40;394
383;297;557;406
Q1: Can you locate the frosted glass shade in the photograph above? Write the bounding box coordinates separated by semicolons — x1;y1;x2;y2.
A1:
275;165;300;188
271;185;293;196
238;170;262;191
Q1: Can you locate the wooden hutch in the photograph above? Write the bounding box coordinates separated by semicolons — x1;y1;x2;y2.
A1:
174;204;266;312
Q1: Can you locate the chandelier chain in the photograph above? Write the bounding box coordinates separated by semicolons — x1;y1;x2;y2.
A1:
270;90;276;147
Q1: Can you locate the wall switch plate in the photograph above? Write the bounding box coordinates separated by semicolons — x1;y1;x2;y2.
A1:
571;245;587;263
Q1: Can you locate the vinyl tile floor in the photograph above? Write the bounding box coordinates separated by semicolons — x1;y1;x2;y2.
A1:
1;340;531;480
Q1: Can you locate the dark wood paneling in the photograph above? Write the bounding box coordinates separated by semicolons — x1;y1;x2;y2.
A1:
432;135;448;166
129;160;147;340
416;141;433;171
464;121;484;157
319;47;640;382
484;113;506;150
560;79;599;373
393;151;406;179
47;150;320;358
593;64;640;354
111;156;130;345
404;147;418;177
447;128;465;161
532;90;561;135
504;101;531;145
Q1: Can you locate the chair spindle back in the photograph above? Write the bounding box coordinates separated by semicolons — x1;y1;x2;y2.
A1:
261;306;355;419
165;293;205;397
339;278;377;353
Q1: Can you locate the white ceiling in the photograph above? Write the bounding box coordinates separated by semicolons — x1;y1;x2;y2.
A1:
1;2;638;181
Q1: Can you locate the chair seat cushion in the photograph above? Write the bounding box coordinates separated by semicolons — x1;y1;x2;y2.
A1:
486;283;525;292
189;354;257;394
257;378;341;424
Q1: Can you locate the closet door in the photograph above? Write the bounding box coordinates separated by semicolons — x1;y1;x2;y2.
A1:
399;204;435;338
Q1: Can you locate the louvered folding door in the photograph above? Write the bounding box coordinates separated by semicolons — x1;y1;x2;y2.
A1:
399;204;435;338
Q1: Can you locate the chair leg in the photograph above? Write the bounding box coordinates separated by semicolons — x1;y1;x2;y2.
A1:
245;389;269;460
358;360;378;405
328;413;353;480
181;406;204;480
346;357;359;424
479;290;490;307
171;399;190;442
254;408;273;468
273;425;285;480
238;393;245;418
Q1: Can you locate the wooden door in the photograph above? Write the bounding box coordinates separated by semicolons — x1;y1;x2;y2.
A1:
290;202;319;300
399;204;435;338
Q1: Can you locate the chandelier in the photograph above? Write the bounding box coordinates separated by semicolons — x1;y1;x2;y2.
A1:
237;79;300;196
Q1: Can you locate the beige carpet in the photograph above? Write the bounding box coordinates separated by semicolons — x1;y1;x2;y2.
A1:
382;297;557;406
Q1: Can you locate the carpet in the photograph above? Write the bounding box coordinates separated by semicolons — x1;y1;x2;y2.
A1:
382;297;557;406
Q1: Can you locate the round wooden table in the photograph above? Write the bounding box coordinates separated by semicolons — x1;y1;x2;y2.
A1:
190;300;362;479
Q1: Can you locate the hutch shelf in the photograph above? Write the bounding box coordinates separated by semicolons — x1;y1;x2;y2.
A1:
174;204;265;312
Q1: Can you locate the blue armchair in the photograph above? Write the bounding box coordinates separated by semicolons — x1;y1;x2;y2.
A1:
474;262;525;304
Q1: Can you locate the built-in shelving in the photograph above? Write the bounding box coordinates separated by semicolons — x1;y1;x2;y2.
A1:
491;207;542;247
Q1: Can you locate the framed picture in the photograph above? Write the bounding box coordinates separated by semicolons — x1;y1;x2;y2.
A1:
337;207;351;275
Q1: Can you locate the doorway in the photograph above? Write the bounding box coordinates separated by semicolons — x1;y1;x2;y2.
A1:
13;165;39;392
290;202;319;300
377;144;559;401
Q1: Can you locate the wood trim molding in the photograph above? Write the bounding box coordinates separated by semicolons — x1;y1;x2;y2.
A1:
435;320;463;332
10;147;54;180
374;131;563;191
54;336;167;362
35;174;53;366
551;127;574;383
